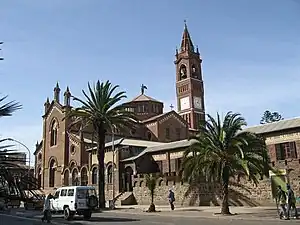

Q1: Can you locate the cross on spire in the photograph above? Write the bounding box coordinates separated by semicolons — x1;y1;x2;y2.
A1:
170;104;174;110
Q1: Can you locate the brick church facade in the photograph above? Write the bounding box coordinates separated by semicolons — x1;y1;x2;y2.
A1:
34;24;300;206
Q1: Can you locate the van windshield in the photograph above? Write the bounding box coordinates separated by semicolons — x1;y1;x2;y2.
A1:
77;189;96;199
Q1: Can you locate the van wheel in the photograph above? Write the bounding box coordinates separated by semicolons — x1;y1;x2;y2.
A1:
83;210;92;220
64;207;73;220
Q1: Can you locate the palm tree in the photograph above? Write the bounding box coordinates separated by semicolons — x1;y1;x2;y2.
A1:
145;174;157;212
182;112;268;215
66;80;136;209
0;95;22;117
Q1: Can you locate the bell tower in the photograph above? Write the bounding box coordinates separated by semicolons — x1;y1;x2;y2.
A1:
174;21;205;130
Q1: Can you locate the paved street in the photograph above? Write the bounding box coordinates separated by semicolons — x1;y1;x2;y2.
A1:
1;210;299;225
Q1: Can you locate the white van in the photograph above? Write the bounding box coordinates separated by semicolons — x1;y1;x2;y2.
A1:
50;186;98;220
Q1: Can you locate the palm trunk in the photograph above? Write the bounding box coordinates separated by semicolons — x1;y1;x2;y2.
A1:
96;125;106;209
221;166;231;215
151;191;154;204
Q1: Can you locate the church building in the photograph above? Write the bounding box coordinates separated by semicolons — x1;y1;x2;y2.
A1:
34;23;205;195
34;23;300;207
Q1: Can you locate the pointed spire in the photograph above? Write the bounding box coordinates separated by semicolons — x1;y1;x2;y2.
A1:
35;141;39;148
64;86;71;106
44;97;50;112
180;20;194;53
54;82;60;103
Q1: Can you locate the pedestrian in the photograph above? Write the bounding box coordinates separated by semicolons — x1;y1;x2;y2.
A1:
168;189;175;211
41;193;53;223
276;185;287;220
286;184;298;219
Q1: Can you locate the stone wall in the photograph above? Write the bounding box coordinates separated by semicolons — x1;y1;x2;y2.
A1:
132;175;275;206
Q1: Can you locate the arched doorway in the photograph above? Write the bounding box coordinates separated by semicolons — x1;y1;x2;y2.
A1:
64;170;70;186
49;159;56;187
91;167;97;185
72;169;79;186
80;167;88;186
107;165;113;184
124;166;133;192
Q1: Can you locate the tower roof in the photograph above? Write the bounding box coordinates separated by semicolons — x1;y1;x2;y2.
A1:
131;94;161;103
180;21;195;53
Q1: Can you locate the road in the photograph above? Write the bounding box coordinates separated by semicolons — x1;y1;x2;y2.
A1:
1;211;299;225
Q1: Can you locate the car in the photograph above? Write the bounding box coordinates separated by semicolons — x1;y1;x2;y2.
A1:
50;186;98;220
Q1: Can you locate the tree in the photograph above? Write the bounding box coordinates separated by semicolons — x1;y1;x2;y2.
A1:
0;95;27;204
182;112;268;215
66;80;136;209
0;95;22;117
260;110;283;124
145;174;157;212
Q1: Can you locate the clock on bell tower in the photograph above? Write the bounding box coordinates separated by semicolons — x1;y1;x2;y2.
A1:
174;21;205;130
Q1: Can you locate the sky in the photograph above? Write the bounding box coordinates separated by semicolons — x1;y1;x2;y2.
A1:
1;0;300;163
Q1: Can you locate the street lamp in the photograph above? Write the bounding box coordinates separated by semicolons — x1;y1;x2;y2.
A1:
111;126;116;209
3;138;31;174
0;42;4;60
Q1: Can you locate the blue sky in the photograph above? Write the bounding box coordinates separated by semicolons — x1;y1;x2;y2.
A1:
1;0;300;161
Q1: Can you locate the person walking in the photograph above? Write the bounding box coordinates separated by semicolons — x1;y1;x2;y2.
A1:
286;184;298;219
168;189;175;211
41;193;53;223
276;185;287;220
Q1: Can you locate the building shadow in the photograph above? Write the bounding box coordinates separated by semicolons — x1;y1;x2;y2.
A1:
182;182;259;207
71;216;140;223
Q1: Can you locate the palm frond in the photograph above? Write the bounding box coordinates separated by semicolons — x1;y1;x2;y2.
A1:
0;95;22;117
182;111;268;185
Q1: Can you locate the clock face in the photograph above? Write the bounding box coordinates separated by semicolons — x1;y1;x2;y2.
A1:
180;97;190;110
193;97;202;109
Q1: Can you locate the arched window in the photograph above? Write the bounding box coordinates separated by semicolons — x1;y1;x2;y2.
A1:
72;169;79;186
64;170;69;186
37;153;42;161
107;165;113;184
70;145;76;155
92;167;97;184
37;168;42;188
81;167;88;186
49;159;56;187
179;64;187;80
50;120;58;146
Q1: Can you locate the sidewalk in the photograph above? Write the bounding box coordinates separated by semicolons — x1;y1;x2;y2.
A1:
106;205;293;221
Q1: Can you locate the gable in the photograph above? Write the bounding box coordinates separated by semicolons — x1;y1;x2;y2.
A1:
158;111;187;127
142;111;187;127
43;100;63;119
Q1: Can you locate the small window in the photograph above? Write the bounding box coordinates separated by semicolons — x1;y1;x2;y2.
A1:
175;128;181;140
165;128;170;139
77;189;96;199
70;145;76;155
130;129;136;135
67;189;74;196
77;189;87;199
54;191;60;199
38;153;42;161
147;132;152;141
60;189;67;197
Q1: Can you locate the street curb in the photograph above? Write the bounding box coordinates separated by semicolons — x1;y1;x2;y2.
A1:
0;213;64;225
102;210;281;221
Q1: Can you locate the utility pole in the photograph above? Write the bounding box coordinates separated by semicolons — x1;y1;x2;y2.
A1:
0;42;3;60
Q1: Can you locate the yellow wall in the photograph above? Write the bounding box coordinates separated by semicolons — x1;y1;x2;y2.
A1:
91;151;114;165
